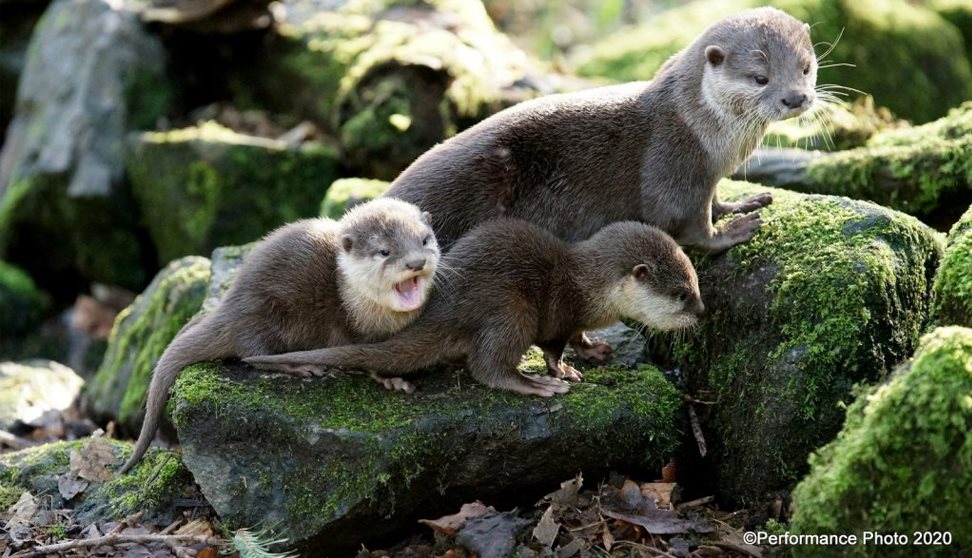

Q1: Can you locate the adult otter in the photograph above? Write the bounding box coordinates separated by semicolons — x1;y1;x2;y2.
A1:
384;7;816;253
245;219;703;396
119;198;439;473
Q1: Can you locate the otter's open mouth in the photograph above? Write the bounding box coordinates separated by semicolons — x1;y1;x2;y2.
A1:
392;276;425;311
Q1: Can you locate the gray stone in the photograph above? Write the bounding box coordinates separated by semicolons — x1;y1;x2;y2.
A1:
0;359;83;431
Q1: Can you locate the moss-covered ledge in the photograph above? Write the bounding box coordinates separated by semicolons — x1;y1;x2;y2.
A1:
127;122;340;265
0;439;193;527
789;326;972;557
171;359;683;554
648;180;943;505
931;204;972;327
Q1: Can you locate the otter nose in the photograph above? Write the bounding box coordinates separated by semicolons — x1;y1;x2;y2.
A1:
405;258;426;272
781;93;808;109
689;298;706;318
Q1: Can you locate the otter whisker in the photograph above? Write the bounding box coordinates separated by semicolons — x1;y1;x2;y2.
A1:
814;27;844;62
817;62;856;70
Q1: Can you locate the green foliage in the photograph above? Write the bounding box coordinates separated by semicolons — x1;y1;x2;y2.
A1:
0;260;43;336
929;0;972;63
931;205;972;327
319;178;391;218
789;327;972;557
232;528;298;558
575;0;972;123
86;256;210;433
127;123;340;264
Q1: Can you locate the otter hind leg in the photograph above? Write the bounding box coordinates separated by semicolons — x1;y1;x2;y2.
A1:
567;331;612;363
468;335;571;397
712;191;773;220
538;338;584;383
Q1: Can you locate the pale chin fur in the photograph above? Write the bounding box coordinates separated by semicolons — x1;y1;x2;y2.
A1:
337;252;436;338
608;277;697;332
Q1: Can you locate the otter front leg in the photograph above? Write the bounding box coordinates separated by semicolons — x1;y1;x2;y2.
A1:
568;331;612;362
711;191;773;221
468;333;571;397
678;211;764;255
538;339;584;383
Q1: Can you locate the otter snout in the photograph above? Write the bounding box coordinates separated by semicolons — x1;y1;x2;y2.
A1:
781;91;808;109
405;258;427;272
687;297;706;318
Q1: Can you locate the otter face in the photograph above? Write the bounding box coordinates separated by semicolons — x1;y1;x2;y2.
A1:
619;250;705;331
338;200;440;314
701;9;817;123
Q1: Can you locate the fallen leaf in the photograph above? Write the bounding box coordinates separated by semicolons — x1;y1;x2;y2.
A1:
556;538;583;558
456;511;531;558
661;462;677;483
176;518;214;537
70;436;116;482
602;528;614;551
58;471;89;500
640;482;678;509
532;505;558;547
600;508;714;535
197;548;219;558
548;473;583;509
419;501;494;536
6;492;38;544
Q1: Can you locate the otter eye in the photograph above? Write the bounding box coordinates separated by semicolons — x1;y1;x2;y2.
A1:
754;75;769;86
379;249;391;257
676;292;688;302
422;235;431;246
803;64;810;75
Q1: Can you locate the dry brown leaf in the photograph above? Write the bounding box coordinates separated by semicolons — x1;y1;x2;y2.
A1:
532;505;558;547
640;482;679;509
602;528;614;551
600;508;715;536
175;518;214;537
418;501;494;536
661;462;677;483
556;538;583;558
197;547;219;558
57;471;89;501
548;473;583;509
70;436;116;482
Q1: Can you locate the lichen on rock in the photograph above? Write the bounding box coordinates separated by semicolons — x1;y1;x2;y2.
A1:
320;177;391;218
127;122;340;265
789;326;972;557
648;180;943;504
931;204;972;327
170;358;683;553
86;256;211;435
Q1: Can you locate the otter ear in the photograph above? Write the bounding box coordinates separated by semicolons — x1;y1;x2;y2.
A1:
341;235;354;252
705;45;726;66
632;264;651;279
803;22;811;34
421;211;431;224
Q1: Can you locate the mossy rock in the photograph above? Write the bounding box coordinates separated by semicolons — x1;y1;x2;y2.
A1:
243;0;552;179
86;256;210;435
762;96;904;151
171;358;683;553
0;360;82;431
574;0;972;123
930;0;972;63
745;102;972;230
0;439;194;526
648;180;943;505
0;260;43;337
789;326;972;557
931;204;972;327
127;122;340;265
320;177;391;218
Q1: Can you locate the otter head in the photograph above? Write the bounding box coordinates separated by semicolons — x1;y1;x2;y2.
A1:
699;8;816;124
598;223;704;331
337;198;440;316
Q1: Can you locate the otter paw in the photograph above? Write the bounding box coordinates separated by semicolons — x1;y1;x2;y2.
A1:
370;372;415;394
560;364;584;383
734;192;773;214
721;212;763;243
572;340;613;362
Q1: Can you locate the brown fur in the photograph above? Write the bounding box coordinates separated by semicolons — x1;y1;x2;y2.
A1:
382;8;816;254
244;219;703;396
118;199;438;473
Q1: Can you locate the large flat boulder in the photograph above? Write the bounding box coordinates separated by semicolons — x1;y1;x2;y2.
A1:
648;180;943;505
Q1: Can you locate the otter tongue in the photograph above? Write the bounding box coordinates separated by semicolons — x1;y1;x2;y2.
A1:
394;277;423;311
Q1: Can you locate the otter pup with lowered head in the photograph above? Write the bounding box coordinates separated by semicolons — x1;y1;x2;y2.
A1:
385;7;816;253
244;219;703;396
119;198;440;473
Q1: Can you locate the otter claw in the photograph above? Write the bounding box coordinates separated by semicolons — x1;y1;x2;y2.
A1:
369;372;415;394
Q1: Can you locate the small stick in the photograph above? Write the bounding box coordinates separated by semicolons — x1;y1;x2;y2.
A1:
688;405;707;457
16;533;220;557
676;495;715;510
0;430;32;450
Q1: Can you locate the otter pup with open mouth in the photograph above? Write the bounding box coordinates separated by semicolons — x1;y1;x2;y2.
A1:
245;219;703;397
119;198;439;473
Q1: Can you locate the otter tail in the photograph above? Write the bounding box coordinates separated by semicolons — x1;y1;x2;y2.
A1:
118;317;228;474
244;324;450;376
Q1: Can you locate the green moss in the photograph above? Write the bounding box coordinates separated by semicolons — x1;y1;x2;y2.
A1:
105;448;192;518
930;0;972;63
171;359;683;543
575;0;972;123
86;256;210;433
320;178;391;218
931;205;972;327
127;123;340;264
0;174;149;292
798;103;972;221
651;181;943;503
789;327;972;557
0;483;23;510
0;260;43;336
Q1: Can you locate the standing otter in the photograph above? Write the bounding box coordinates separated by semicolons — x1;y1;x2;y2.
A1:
119;198;440;473
244;219;703;396
385;8;815;254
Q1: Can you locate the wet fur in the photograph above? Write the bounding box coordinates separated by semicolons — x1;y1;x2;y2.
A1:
245;220;704;397
119;199;438;473
383;8;816;254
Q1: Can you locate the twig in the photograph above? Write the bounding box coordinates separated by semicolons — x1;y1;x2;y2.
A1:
676;495;714;510
681;394;719;405
688;405;707;457
710;541;763;558
0;429;32;450
16;533;220;557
